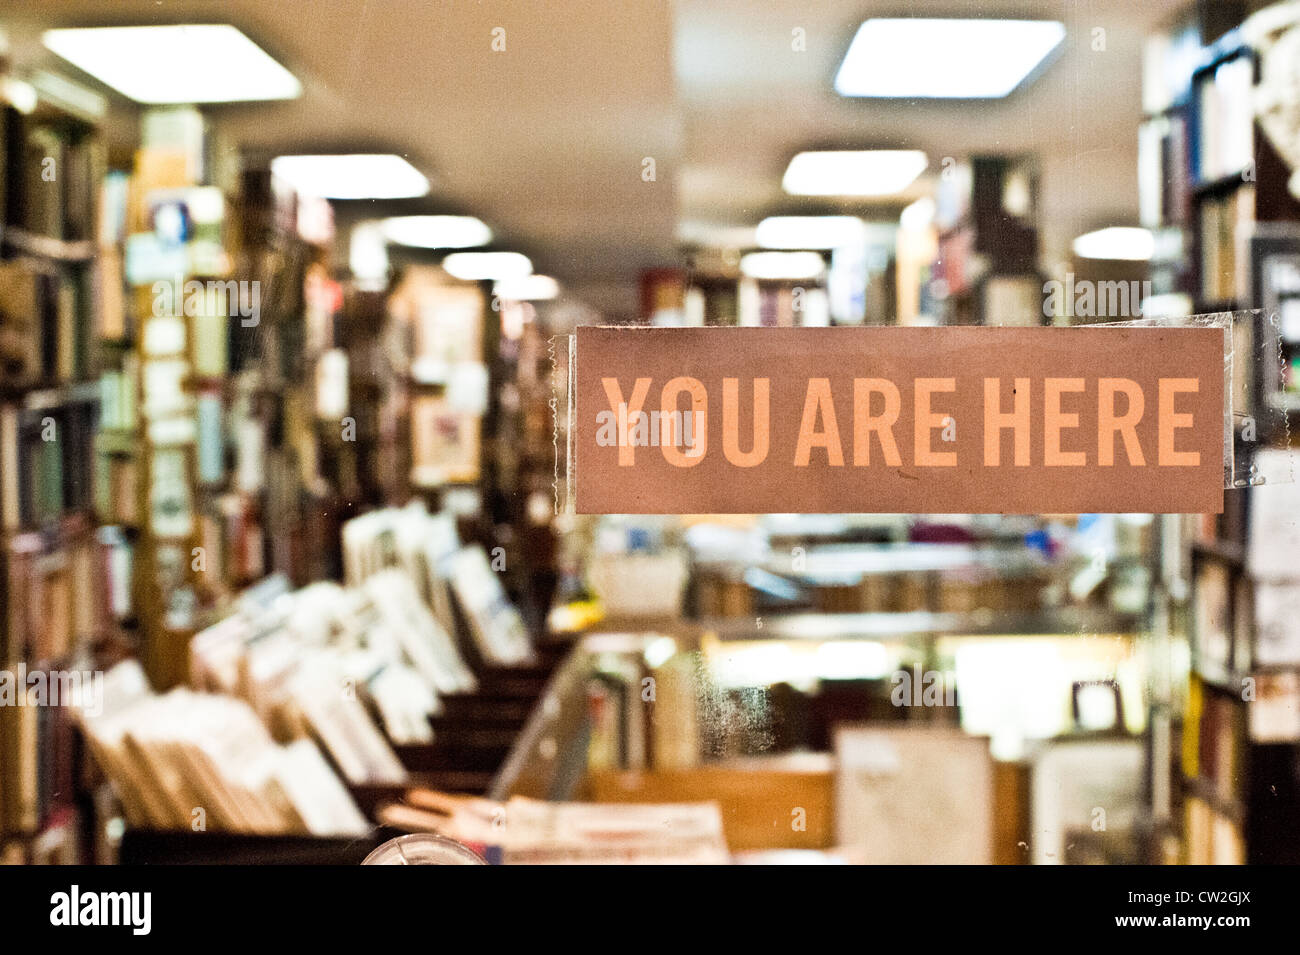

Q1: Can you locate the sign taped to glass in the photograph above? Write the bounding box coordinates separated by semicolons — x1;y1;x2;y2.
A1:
571;325;1226;514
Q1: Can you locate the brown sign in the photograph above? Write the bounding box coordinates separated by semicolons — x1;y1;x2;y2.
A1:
573;326;1224;514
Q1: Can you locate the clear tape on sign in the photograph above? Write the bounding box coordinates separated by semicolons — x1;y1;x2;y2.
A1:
1100;309;1293;489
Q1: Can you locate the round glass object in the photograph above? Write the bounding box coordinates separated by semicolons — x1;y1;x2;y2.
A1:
362;833;487;865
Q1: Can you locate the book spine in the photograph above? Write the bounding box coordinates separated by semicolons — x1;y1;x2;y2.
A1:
0;405;18;532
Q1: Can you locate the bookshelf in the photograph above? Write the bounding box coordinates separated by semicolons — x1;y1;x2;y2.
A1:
1182;460;1300;864
0;80;110;863
384;264;565;631
503;300;563;627
121;107;221;688
386;268;488;492
1189;46;1300;315
117;127;376;685
70;503;568;862
234;168;361;592
932;155;1044;327
1142;6;1300;865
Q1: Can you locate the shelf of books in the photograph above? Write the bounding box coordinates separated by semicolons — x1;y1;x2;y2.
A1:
529;508;1164;863
1143;4;1300;865
1142;7;1300;390
1184;448;1300;864
931;155;1044;327
59;501;563;863
0;78;113;863
0;81;570;857
117;107;381;688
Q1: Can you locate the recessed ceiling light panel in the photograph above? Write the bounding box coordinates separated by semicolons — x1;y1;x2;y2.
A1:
899;197;936;230
43;25;301;104
756;216;865;249
494;275;559;300
443;251;533;281
835;19;1066;99
271;155;429;200
382;215;492;248
739;251;826;280
783;151;927;197
1072;227;1155;261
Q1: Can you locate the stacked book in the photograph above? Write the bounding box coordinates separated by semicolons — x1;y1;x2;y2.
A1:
75;659;369;836
188;568;463;777
378;788;729;865
79;499;550;835
343;503;536;667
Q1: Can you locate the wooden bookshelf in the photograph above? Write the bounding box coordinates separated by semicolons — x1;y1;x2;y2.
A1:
0;77;110;864
931;155;1045;326
1143;5;1300;865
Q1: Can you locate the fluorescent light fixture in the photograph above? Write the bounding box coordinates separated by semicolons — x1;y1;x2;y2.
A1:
381;215;491;248
899;197;936;231
739;251;826;280
643;636;677;670
1072;227;1155;261
835;19;1066;98
756;216;865;249
494;274;559;301
349;221;390;291
1;77;36;114
813;641;890;680
783;150;927;197
271;155;429;200
43;25;301;104
706;642;798;689
31;70;107;119
443;251;532;281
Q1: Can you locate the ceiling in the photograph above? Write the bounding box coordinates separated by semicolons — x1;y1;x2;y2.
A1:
674;0;1188;274
2;0;1188;319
